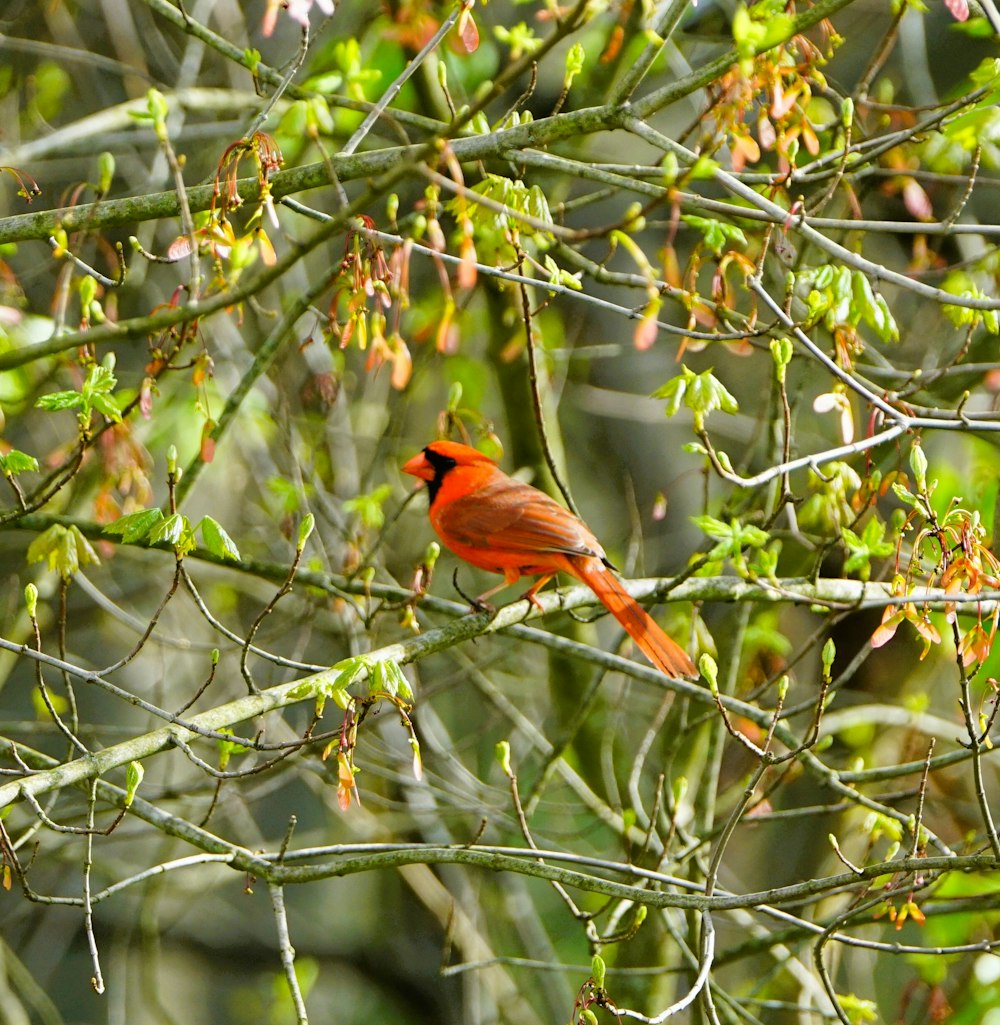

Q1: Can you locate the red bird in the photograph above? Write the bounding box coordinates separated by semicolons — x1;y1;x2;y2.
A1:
403;440;696;679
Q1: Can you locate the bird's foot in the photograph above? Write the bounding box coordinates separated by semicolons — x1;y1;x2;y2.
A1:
452;568;497;614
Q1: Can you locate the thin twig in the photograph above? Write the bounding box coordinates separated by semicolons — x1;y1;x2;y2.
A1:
270;883;309;1024
515;246;580;516
83;780;106;994
341;6;461;157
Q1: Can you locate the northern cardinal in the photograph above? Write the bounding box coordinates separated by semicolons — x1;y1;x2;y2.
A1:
403;440;696;679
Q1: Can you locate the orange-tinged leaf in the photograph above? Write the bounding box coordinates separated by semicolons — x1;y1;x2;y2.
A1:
389;335;412;390
771;78;799;119
758;112;776;150
337;783;352;811
903;178;933;222
731;132;760;172
458;235;477;289
337;751;359;810
913;617;940;643
256;229;277;266
601;24;624;63
801;121;820;156
634;309;658;350
661;245;682;288
200;421;217;464
458;7;479;52
871;608;904;648
167;236;193;261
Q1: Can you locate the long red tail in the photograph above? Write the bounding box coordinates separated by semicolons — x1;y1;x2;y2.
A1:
573;558;696;678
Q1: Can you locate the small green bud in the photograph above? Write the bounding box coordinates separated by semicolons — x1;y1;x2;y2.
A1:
909;442;928;491
822;637;836;678
147;88;169;139
591;954;606;989
495;740;512;777
672;776;688;805
78;275;97;310
564;42;584;84
770;336;793;383
125;760;144;807
97;151;115;195
298;512;315;551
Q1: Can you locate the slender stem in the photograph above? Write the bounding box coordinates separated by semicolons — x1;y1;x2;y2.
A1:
608;0;692;105
270;883;309;1024
342;6;461;157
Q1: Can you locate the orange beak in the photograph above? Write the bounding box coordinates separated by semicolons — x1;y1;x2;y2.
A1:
402;451;433;482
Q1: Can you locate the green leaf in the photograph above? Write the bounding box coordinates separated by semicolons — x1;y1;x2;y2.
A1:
836;994;877;1024
654;365;738;430
343;484;394;531
731;4;757;47
758;13;795;49
970;57;1000;88
69;526;99;569
56;529;81;579
286;681;315;702
90;392;123;423
0;449;39;475
216;727;251;770
27;523;99;579
652;365;692;416
267;476;312;515
82;361;117;399
331;656;371;692
35;390;84;412
198;516;241;562
691;515;769;574
813;264;834;289
691;514;731;540
680;214;745;255
871;294;899;343
26;525;64;571
148;512;189;549
687;369;739;421
104;508;165;543
374;659;412;701
842;518;893;581
493;21;540;58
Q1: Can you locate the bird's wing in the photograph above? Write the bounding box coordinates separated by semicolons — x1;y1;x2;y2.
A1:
434;476;603;559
